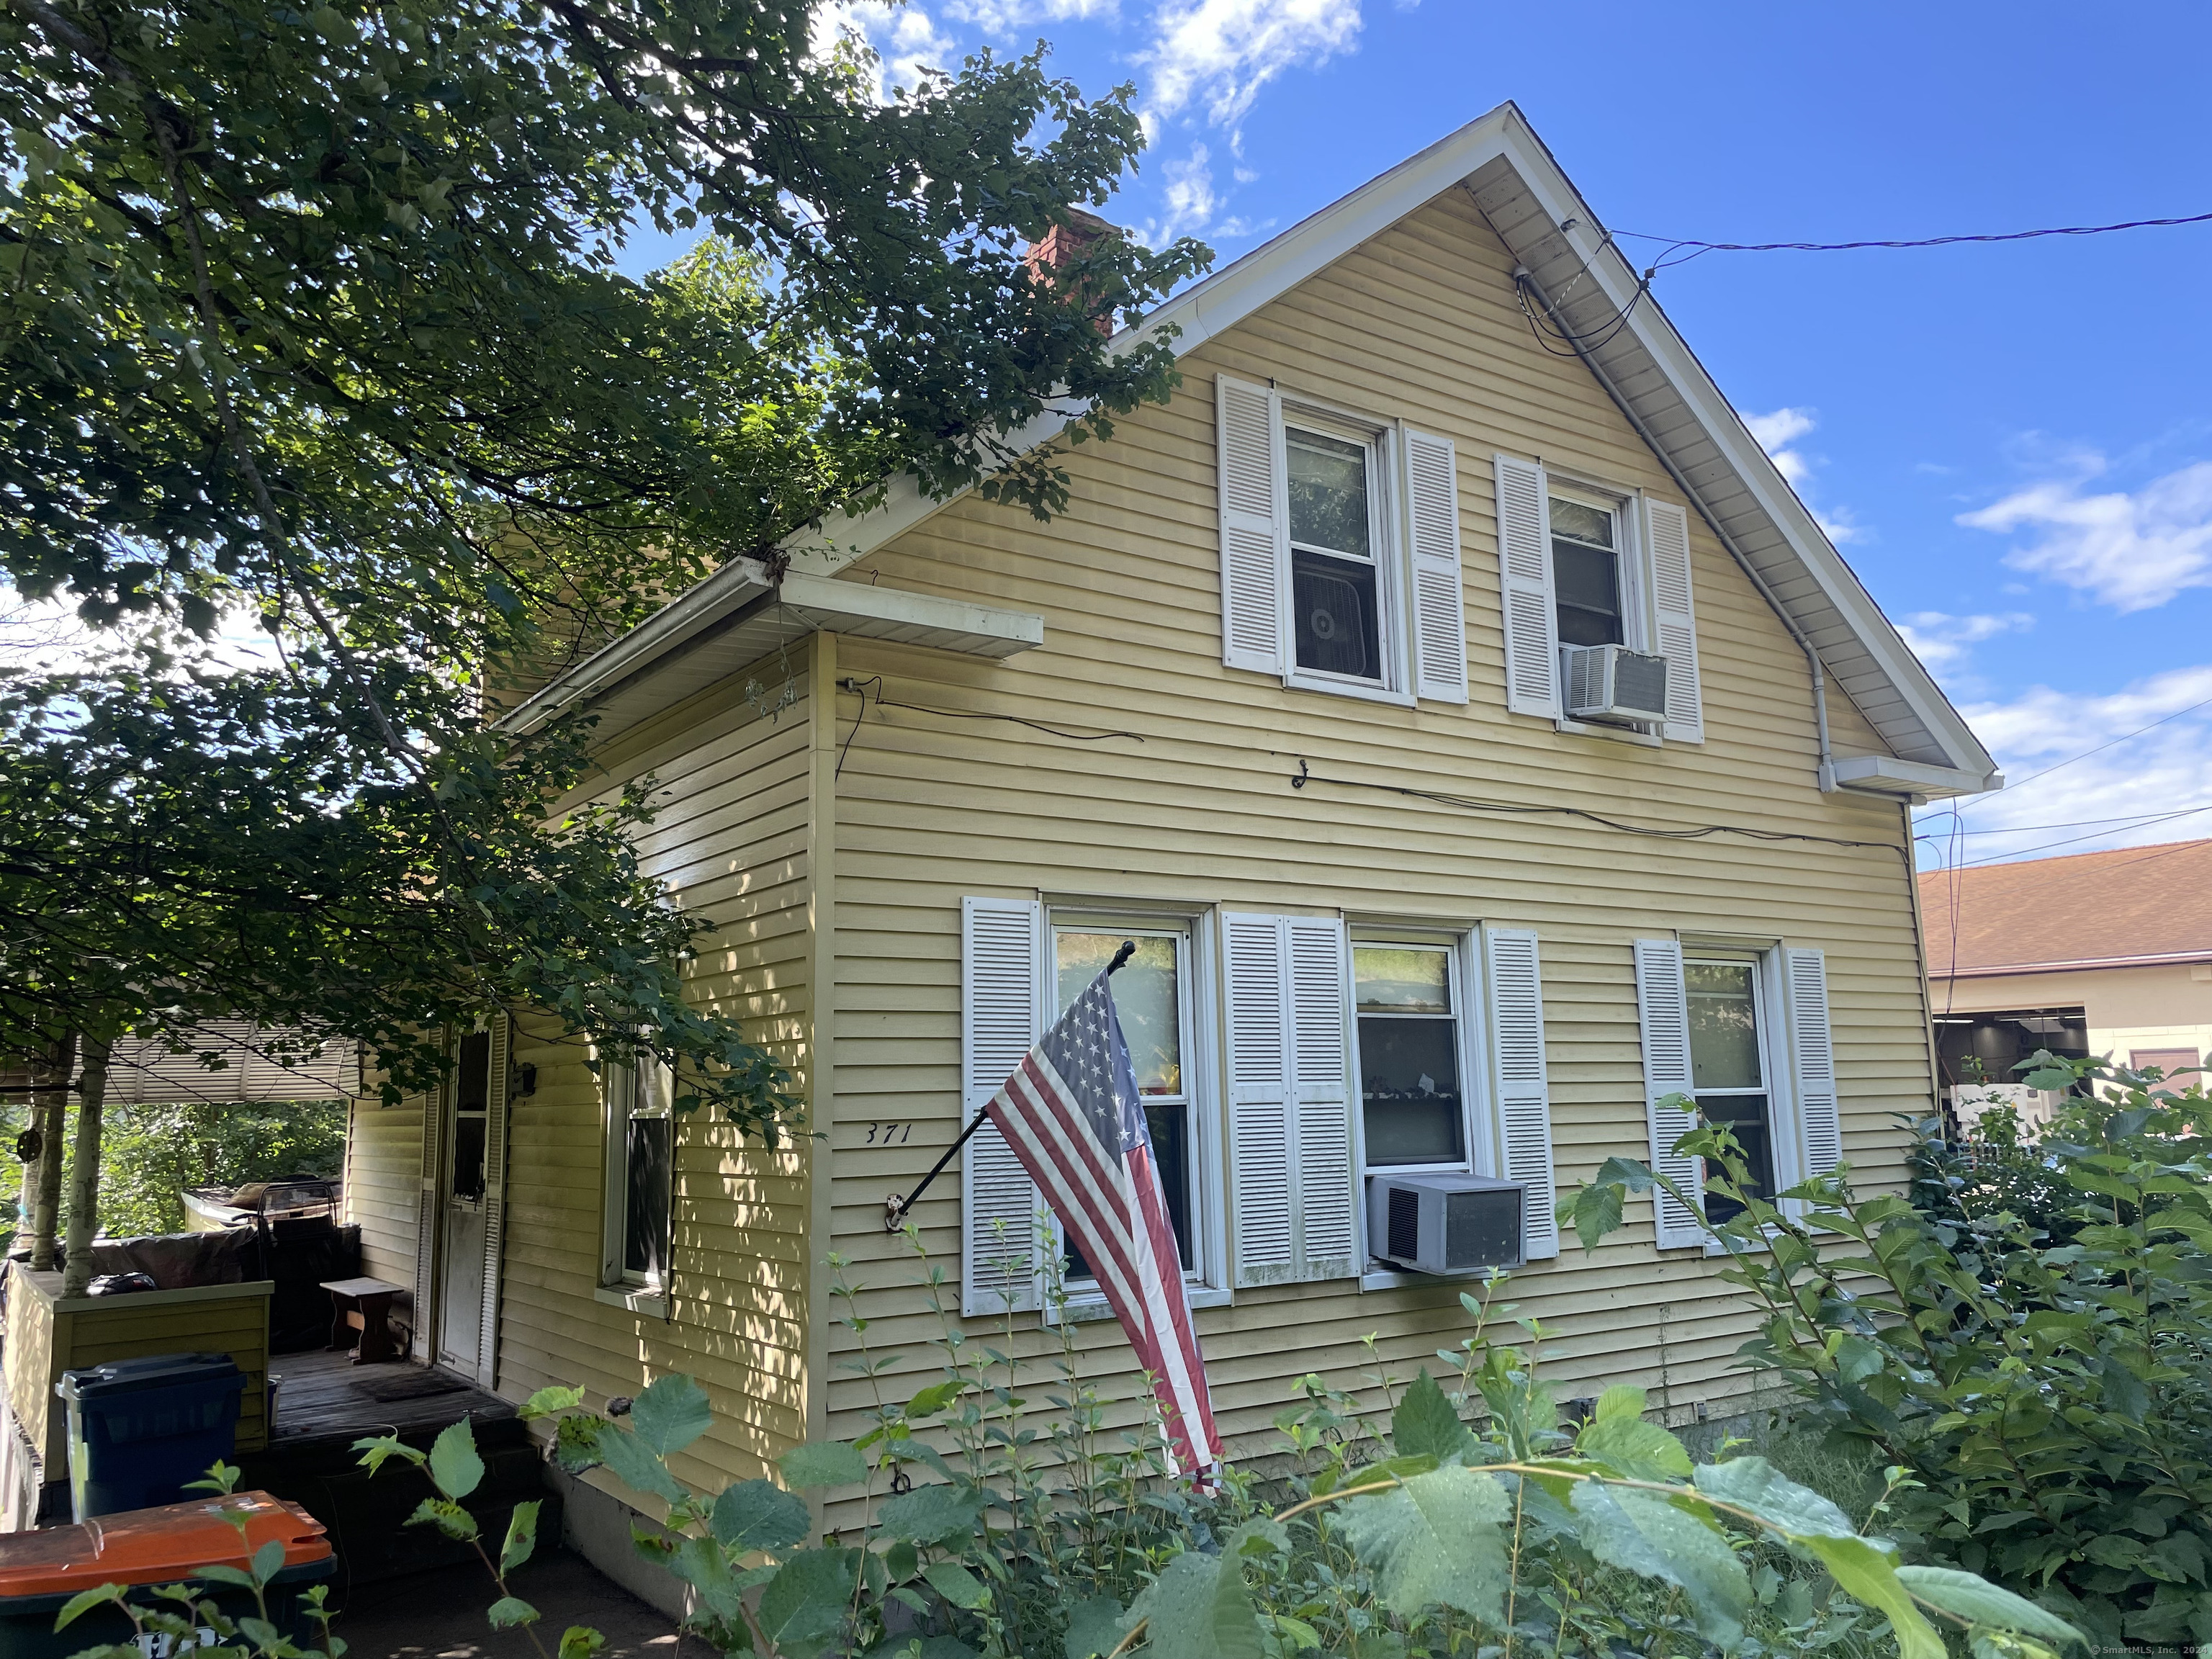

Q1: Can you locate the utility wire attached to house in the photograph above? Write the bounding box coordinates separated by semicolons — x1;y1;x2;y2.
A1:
1619;210;2212;271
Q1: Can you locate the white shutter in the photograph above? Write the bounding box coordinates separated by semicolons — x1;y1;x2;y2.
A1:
1492;455;1559;717
1786;948;1843;1179
1287;918;1358;1280
1645;499;1704;743
1217;374;1287;675
412;1078;442;1360
961;896;1045;1318
1483;929;1558;1260
1405;428;1467;704
1633;939;1707;1249
1224;913;1356;1285
475;1018;511;1388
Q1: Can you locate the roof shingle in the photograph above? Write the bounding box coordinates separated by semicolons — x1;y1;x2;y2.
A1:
1920;839;2212;976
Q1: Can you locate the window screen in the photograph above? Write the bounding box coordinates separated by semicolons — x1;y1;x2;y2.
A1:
1354;945;1465;1167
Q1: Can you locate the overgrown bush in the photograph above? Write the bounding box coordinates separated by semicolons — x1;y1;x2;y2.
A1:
1576;1054;2212;1653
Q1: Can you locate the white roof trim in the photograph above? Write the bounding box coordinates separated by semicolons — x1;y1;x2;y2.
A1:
1825;754;1997;800
523;102;1995;786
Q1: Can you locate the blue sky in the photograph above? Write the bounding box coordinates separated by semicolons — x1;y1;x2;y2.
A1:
678;0;2211;872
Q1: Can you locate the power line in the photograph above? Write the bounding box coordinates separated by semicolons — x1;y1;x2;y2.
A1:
1619;210;2212;272
1912;692;2212;835
1957;805;2212;866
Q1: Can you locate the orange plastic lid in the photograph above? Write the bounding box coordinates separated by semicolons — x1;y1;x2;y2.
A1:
0;1491;331;1596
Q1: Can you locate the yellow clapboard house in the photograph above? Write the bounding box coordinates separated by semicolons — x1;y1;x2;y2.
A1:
338;103;1997;1570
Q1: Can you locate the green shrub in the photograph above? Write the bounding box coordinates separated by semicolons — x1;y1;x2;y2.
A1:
1575;1055;2212;1653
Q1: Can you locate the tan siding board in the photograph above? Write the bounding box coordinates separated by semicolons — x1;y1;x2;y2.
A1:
812;194;1929;1449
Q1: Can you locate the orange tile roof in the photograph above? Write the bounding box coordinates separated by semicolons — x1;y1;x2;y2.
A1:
1920;838;2212;977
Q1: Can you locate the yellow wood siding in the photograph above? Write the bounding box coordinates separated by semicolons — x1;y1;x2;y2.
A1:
817;191;1932;1455
488;645;822;1494
346;1094;426;1292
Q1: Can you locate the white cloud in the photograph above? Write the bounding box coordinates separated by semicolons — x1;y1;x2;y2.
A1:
1;586;278;676
1922;664;2212;866
1136;145;1218;243
1742;405;1861;544
813;2;961;99
1140;0;1362;136
943;0;1117;30
1894;609;2034;675
1958;457;2212;613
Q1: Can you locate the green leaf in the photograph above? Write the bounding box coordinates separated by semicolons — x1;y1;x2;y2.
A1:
902;1378;970;1419
1125;1552;1267;1659
488;1596;540;1629
779;1439;869;1491
878;1483;985;1545
239;1615;281;1650
501;1500;541;1575
518;1385;588;1421
1594;1384;1646;1421
1570;1482;1751;1646
592;1424;688;1505
1575;1414;1693;1481
557;1627;608;1659
1064;1593;1127;1659
1894;1566;2087;1648
1336;1463;1514;1622
1692;1455;1857;1539
1390;1370;1470;1461
429;1419;485;1501
189;1564;260;1590
922;1560;992;1611
351;1433;426;1476
1569;1179;1627;1250
670;1532;748;1624
184;1460;240;1496
1804;1536;1946;1659
756;1548;860;1655
711;1478;811;1555
629;1374;713;1457
250;1537;285;1587
406;1496;481;1541
54;1584;126;1629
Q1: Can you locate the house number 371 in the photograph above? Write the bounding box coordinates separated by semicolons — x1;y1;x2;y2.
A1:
863;1122;913;1145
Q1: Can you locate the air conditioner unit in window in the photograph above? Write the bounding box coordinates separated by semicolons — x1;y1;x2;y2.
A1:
1367;1174;1525;1274
1563;644;1669;724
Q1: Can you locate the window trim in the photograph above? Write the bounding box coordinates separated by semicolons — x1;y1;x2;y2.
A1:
601;1058;674;1295
1042;907;1230;1320
1679;946;1811;1253
1277;397;1415;707
1349;938;1482;1179
1545;478;1663;741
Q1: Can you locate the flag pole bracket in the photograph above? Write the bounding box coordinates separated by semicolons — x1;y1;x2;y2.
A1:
883;940;1136;1233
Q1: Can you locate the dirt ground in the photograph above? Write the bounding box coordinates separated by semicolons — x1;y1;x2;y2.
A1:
329;1548;696;1659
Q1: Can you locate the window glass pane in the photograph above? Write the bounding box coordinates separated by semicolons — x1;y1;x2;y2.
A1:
451;1115;486;1201
1554;539;1622;647
1287;428;1370;556
1698;1093;1775;1223
1354;948;1452;1014
1358;1017;1465;1165
455;1031;492;1112
1686;962;1762;1090
1056;932;1182;1097
1292;549;1381;680
1550;497;1614;548
624;1114;672;1282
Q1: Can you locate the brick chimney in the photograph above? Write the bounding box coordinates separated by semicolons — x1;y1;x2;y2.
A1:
1022;209;1120;335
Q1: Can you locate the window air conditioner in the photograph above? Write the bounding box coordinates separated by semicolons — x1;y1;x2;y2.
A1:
1367;1174;1526;1274
1563;644;1669;724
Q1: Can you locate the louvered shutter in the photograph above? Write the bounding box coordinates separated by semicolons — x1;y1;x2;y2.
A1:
1217;374;1287;675
1224;914;1356;1285
1785;948;1843;1179
1287;918;1358;1280
1645;499;1704;742
1483;929;1558;1259
961;896;1045;1317
412;1077;443;1360
1492;455;1559;716
1633;939;1707;1249
1405;428;1467;704
475;1018;511;1388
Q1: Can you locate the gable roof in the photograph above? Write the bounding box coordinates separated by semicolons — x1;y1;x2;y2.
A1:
1920;839;2212;978
502;102;1999;794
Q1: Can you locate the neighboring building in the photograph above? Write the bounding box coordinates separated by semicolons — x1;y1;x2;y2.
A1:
1922;839;2212;1120
338;102;1997;1565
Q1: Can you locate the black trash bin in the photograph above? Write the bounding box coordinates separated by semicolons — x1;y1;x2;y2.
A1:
57;1352;247;1520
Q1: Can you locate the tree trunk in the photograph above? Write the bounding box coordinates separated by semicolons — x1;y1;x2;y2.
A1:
60;1034;109;1298
28;1030;74;1272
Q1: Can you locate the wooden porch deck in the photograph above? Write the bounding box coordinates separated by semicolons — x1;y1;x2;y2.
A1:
268;1346;514;1452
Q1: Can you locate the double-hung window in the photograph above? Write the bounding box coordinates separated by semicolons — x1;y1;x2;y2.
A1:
1352;945;1468;1168
603;1059;673;1298
1684;958;1775;1223
1215;375;1468;705
1493;454;1704;741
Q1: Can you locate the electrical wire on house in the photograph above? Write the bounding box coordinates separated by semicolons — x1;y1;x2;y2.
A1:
835;676;1144;780
1619;210;2212;272
1290;760;1912;867
1954;804;2212;866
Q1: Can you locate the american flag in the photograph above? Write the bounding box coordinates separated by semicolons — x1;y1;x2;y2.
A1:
984;968;1221;1478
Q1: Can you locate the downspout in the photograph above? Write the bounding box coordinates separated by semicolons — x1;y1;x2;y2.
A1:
1502;241;1837;791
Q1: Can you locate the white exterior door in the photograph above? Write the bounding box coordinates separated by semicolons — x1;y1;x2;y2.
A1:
433;1024;506;1384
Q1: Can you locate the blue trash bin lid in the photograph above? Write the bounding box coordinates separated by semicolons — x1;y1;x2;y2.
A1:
56;1353;243;1403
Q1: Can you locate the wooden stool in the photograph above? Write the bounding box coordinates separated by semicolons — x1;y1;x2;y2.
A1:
322;1275;405;1364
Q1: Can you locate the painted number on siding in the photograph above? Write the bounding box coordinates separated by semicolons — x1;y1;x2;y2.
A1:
863;1122;914;1145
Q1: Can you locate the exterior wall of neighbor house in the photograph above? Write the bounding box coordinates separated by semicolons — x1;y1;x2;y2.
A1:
1934;961;2212;1078
346;1092;428;1296
817;189;1933;1465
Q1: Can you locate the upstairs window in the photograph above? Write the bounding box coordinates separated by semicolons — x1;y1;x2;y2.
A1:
1549;496;1624;649
1287;428;1383;684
